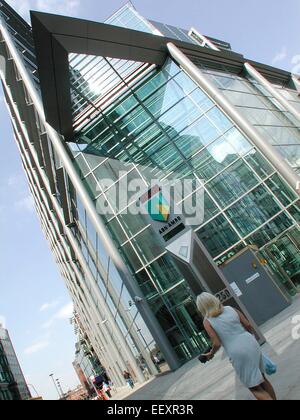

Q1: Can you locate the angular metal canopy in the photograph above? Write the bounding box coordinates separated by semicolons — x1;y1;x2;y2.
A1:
30;11;245;140
30;11;292;140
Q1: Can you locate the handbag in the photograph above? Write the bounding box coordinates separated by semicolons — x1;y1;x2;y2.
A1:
198;346;213;364
263;354;277;376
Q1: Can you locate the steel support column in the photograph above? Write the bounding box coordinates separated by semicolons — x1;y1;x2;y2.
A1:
244;62;300;124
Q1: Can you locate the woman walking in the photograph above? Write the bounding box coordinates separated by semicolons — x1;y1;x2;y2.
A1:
197;293;277;401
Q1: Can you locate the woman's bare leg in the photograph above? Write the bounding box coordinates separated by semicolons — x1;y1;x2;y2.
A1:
261;376;277;400
249;385;273;400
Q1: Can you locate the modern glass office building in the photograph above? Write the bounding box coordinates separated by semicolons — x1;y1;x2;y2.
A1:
0;340;18;400
0;327;30;400
1;1;300;386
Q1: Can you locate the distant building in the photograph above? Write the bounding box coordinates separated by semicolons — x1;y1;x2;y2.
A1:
0;340;19;400
73;361;93;396
73;317;105;396
0;327;31;400
64;385;88;401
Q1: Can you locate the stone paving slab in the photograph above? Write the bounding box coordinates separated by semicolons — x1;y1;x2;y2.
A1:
111;380;154;401
120;296;300;401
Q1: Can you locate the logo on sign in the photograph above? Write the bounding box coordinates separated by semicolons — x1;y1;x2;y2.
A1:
141;186;170;223
148;194;170;223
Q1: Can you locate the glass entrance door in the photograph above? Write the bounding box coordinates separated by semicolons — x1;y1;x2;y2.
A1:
264;227;300;296
174;298;210;355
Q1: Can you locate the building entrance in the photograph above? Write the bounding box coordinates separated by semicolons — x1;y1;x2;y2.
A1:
221;248;291;326
141;185;265;366
261;227;300;297
174;298;210;354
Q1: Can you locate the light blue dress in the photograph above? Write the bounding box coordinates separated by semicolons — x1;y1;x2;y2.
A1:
207;306;265;388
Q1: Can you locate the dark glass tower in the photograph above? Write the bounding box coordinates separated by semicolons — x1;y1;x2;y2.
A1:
0;327;30;400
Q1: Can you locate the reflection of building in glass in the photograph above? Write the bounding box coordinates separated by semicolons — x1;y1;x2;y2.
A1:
72;314;104;396
1;0;300;387
0;327;31;400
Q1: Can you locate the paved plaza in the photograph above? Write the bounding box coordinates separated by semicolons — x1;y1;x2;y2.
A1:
118;296;300;400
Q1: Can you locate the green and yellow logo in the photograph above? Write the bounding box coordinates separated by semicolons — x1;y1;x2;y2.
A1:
147;193;170;223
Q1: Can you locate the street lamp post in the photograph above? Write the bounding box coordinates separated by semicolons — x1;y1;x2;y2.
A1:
49;374;61;400
56;378;65;400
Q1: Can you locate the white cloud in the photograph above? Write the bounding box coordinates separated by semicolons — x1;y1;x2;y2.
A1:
5;174;35;214
55;303;74;320
8;174;26;189
41;319;54;330
40;299;60;312
272;46;288;65
36;0;81;16
14;195;35;213
41;303;74;330
24;340;49;355
7;0;81;21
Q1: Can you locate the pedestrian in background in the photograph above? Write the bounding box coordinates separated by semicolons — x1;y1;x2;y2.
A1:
108;379;116;392
103;382;112;399
123;370;134;389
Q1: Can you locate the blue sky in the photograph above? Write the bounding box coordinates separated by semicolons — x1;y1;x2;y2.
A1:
0;0;299;400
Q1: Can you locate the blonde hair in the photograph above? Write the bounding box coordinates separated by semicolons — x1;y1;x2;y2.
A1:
197;292;224;318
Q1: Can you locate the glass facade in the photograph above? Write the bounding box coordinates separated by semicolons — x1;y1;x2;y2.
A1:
73;335;104;395
0;329;31;400
0;332;22;401
67;6;300;360
0;345;16;400
0;1;160;385
199;66;300;174
1;0;300;376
